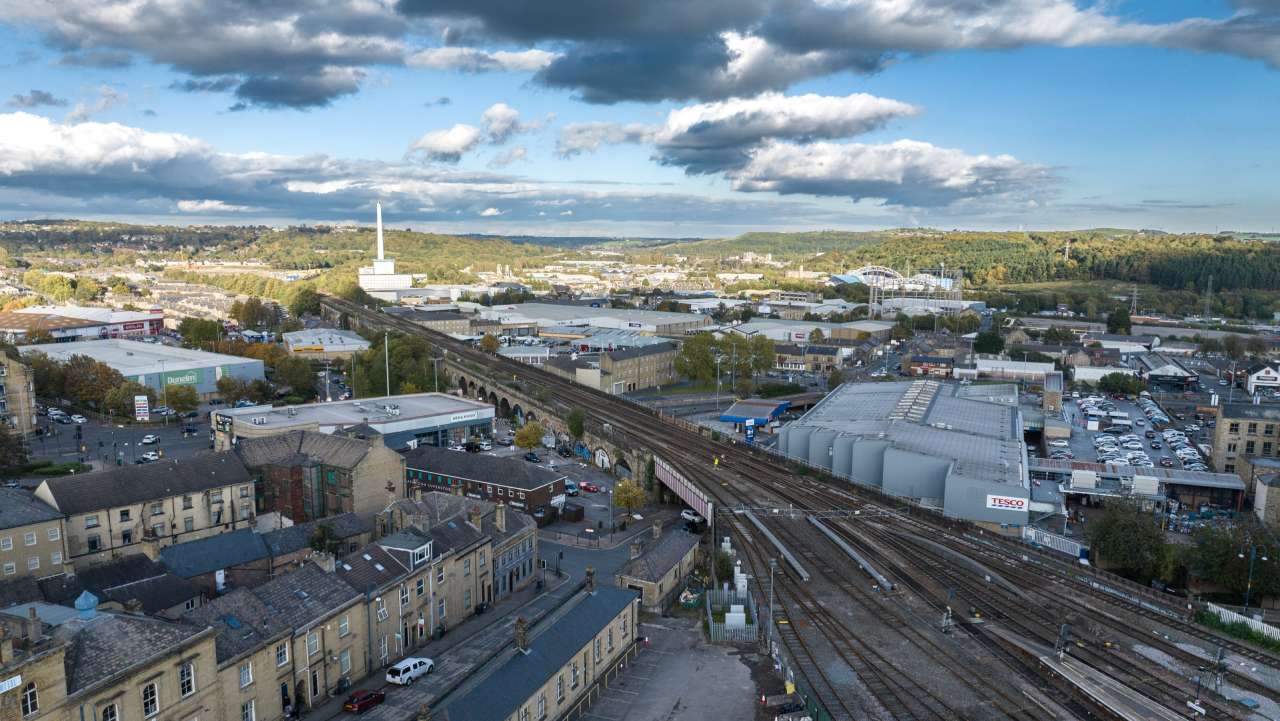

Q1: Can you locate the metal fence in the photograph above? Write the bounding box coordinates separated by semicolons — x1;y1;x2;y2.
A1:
705;588;760;643
1207;602;1280;642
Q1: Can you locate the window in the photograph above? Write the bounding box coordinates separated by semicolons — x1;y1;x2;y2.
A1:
376;598;388;622
276;642;289;667
0;537;9;551
240;485;250;498
1229;422;1240;433
607;628;614;652
536;693;546;720
183;495;193;510
463;559;471;577
211;510;223;525
437;598;446;620
152;523;165;537
85;514;100;528
24;532;36;546
211;490;223;504
119;509;131;522
239;660;253;688
87;534;101;552
1225;463;1236;473
180;661;196;696
27;557;39;571
1227;443;1238;453
593;637;601;662
570;661;579;689
519;708;529;721
379;635;388;661
21;682;37;717
621;615;628;638
185;598;197;611
413;548;427;565
1248;422;1259;435
416;578;425;596
47;527;60;542
1265;442;1274;455
307;631;319;656
240;700;255;721
239;504;251;521
399;584;409;608
436;566;444;584
121;530;133;545
518;492;526;500
339;614;350;637
184;518;194;532
142;682;158;718
463;589;471;610
1247;441;1256;454
1267;424;1276;436
151;502;164;516
101;704;118;721
479;550;485;569
2;562;14;576
339;649;351;674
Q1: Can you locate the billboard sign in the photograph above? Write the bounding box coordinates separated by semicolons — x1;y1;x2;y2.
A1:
163;369;201;386
134;395;150;422
985;494;1027;512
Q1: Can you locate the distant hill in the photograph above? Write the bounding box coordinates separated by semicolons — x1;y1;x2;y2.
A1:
459;233;703;249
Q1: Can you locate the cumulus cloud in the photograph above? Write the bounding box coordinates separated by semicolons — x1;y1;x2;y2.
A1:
406;47;558;72
731;139;1049;207
481;102;540;143
410;123;484;162
0;111;837;234
557;122;654;157
7;90;68;109
489;145;528;167
479;207;503;216
66;85;126;122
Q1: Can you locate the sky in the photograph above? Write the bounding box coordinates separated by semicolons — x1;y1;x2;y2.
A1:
0;0;1278;237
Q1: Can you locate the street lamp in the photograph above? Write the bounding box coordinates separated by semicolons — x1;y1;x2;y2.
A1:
714;355;723;412
1239;542;1272;613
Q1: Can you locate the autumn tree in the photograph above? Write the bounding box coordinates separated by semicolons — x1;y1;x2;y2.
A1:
514;421;545;451
612;478;646;514
216;376;249;405
480;334;500;353
164;384;200;413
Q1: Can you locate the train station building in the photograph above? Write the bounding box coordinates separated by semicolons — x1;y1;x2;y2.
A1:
779;379;1046;526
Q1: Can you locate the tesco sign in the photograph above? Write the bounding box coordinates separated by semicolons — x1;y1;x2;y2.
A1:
985;494;1027;512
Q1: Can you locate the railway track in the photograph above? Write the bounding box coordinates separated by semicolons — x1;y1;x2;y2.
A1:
319;294;1278;720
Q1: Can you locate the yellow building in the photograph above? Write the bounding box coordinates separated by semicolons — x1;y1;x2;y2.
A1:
0;351;36;437
183;589;295;721
35;454;255;568
0;489;67;580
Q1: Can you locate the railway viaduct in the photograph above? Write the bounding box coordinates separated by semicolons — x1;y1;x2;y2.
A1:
326;302;649;481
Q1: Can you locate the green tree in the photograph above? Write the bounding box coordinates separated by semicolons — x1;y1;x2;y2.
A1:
273;356;318;401
309;523;342;554
103;381;155;419
480;334;500;353
1197;336;1222;354
808;327;825;343
514;421;545;451
164;384;200;413
73;277;103;303
1106;306;1132;335
1189;526;1280;602
828;368;845;388
748;335;775;378
612;478;647;514
1223;334;1245;361
567;408;586;440
1086;500;1166;582
1246;336;1269;359
675;332;717;383
178;317;222;346
216;376;249;405
972;331;1004;355
288;286;322;319
1098;372;1146;395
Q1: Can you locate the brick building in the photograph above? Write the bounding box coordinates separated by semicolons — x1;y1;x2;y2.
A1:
401;445;567;515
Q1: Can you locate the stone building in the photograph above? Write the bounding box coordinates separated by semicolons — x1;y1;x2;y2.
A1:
615;525;700;611
35;454;255;568
182;589;294;721
235;431;405;523
0;489;67;580
546;343;678;394
0;350;35;437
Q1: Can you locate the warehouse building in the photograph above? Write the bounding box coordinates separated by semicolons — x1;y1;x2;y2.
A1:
282;328;370;359
19;338;264;398
1131;352;1197;388
16;305;164;337
212;392;494;450
779;380;1041;525
728;318;894;343
479;302;711;336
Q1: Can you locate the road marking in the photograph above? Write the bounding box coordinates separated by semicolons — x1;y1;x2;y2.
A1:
607;689;640;696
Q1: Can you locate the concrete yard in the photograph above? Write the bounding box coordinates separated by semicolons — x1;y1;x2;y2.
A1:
580;616;758;721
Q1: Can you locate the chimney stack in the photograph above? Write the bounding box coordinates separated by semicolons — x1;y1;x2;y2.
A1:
495;504;507;533
124;598;144;614
629;540;642;560
585;566;596;594
0;626;12;664
651;522;661;540
376;203;385;261
312;551;337;574
468;505;482;531
514;616;529;654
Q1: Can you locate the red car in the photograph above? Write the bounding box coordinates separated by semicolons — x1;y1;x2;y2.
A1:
579;482;601;493
343;690;386;714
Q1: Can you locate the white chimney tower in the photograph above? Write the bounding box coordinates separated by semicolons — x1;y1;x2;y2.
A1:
376;202;385;261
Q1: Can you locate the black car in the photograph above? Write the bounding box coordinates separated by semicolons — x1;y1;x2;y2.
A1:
523;452;541;463
556;445;572;458
464;441;482;453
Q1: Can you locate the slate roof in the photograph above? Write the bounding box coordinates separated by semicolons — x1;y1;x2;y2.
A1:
160;528;270;578
0;487;62;530
335;545;408;593
39;556;202;615
182;588;291;664
0;576;42;608
603;342;676;362
616;530;700;583
39;452;250;515
251;564;360;629
445;587;638;721
402;445;564;490
386;494;534;549
261;513;371;557
56;612;212;693
235;430;372;470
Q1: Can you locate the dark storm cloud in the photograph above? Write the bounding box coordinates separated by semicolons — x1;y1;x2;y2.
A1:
7;90;69;109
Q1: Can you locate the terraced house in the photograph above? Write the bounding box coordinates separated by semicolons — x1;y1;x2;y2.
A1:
0;489;67;580
35;454;255;567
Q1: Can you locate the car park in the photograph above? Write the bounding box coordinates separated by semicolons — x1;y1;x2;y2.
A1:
1150;441;1162;449
1160;457;1175;467
342;690;386;714
385;657;433;685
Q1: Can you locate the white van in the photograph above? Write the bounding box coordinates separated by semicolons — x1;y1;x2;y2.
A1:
385;657;434;685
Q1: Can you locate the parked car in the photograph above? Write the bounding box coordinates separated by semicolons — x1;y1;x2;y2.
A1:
478;440;493;451
140;434;159;445
385;658;433;686
1150;441;1162;449
580;482;601;493
140;451;160;462
680;509;703;523
447;444;465;452
1047;439;1069;448
464;441;482;453
183;411;200;419
524;452;541;463
46;407;64;417
564;481;580;496
53;414;73;424
342;690;386;714
70;414;88;424
496;437;513;447
1159;457;1175;467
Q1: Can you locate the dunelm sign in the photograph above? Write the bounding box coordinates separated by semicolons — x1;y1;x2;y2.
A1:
163;369;201;386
